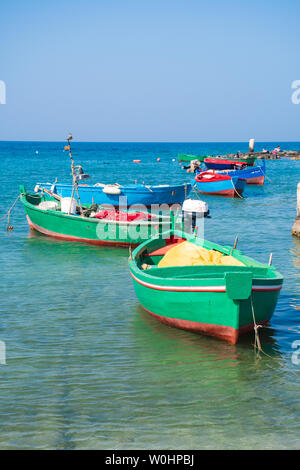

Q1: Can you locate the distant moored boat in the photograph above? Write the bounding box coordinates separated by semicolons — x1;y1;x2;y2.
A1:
178;154;211;162
204;156;256;169
216;159;265;185
195;171;246;197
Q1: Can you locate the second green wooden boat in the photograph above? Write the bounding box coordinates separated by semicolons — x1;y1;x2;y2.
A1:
129;229;283;343
178;154;210;162
20;186;171;247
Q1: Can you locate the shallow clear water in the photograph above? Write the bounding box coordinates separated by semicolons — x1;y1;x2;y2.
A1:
0;141;300;449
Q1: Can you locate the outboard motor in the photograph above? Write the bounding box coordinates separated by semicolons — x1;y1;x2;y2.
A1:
182;199;209;234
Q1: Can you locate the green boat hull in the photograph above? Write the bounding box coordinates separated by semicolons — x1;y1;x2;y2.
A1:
20;189;170;247
129;231;283;343
178;154;208;162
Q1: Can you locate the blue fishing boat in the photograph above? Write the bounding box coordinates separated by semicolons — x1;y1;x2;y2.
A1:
36;182;192;207
216;160;265;185
194;171;246;197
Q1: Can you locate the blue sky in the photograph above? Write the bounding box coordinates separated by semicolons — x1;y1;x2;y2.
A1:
0;0;300;141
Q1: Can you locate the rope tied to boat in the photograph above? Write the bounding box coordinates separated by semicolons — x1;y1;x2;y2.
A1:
249;293;300;378
191;184;204;200
231;179;244;199
250;294;263;355
264;174;274;184
0;194;20;231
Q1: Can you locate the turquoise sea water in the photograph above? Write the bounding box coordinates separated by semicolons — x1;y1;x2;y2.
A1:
0;141;300;450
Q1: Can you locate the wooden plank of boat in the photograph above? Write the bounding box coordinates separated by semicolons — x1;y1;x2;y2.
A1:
129;229;283;344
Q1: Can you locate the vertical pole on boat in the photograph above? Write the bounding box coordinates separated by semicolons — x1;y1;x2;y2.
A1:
233;235;238;249
268;253;273;266
65;134;83;215
230;235;238;255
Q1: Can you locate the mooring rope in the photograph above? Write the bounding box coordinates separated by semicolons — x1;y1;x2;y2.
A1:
191;184;204;200
250;294;263;354
0;194;20;230
264;174;274;184
231;179;245;199
249;294;300;378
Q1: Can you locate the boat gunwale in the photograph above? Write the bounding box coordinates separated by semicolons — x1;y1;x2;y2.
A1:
37;182;192;193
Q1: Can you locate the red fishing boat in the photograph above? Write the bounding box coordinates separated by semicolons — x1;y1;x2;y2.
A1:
195;171;246;197
204;158;248;170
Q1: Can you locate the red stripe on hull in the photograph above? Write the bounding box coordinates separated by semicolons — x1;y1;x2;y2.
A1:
130;272;226;292
142;306;269;344
131;272;282;293
26;215;138;247
246;175;265;185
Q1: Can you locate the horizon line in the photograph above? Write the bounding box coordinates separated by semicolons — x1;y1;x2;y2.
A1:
0;139;300;144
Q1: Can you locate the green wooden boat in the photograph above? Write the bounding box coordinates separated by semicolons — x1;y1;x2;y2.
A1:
178;154;209;162
20;186;171;247
129;228;283;343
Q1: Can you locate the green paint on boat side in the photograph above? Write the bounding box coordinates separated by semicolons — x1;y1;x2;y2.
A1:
129;229;283;343
225;271;253;300
178;154;209;162
19;187;171;247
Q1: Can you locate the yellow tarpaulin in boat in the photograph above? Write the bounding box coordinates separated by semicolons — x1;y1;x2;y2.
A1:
158;241;245;268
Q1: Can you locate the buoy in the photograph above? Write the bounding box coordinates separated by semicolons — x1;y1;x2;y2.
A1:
157;158;160;162
133;160;141;163
35;151;39;154
103;185;121;195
